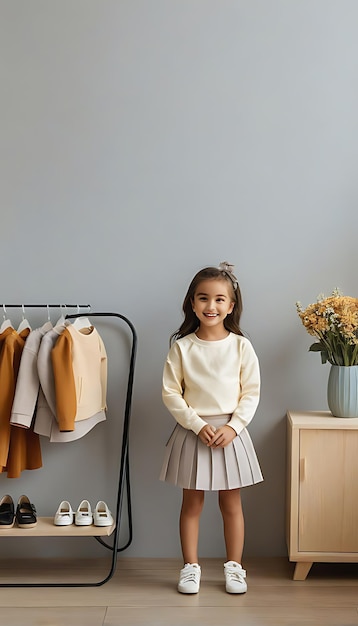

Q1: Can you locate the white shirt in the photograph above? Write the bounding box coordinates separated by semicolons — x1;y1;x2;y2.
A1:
162;332;260;435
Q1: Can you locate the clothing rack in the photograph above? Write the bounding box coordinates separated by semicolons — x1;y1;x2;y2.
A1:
0;305;137;588
2;304;91;308
1;303;91;318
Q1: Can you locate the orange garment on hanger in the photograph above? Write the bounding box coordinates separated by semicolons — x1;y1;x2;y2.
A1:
0;327;42;478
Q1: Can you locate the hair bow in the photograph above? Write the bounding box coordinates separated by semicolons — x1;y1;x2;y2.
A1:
218;261;238;289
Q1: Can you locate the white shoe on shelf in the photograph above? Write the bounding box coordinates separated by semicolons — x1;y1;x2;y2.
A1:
54;500;74;526
224;560;247;594
93;501;114;527
75;500;93;526
177;563;201;594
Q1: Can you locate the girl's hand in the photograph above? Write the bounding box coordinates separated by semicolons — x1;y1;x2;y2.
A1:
208;425;236;448
198;424;217;445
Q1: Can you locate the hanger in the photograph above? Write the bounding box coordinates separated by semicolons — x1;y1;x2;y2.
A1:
55;304;66;327
0;305;13;332
17;305;31;333
39;304;53;333
72;305;93;331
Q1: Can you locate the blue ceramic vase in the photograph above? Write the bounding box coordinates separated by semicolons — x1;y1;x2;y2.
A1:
327;365;358;418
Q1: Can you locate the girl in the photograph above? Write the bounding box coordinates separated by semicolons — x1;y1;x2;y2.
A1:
160;262;263;594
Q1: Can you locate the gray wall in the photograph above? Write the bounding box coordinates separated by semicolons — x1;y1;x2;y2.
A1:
1;0;357;559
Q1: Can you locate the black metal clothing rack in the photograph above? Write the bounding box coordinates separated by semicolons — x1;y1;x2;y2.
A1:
0;305;137;587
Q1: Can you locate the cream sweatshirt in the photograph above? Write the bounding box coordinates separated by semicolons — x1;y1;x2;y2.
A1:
162;332;260;436
51;324;107;432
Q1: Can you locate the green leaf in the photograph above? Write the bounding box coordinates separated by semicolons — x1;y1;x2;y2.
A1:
309;342;325;352
320;351;329;364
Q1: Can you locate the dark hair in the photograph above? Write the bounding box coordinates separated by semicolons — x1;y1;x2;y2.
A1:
171;266;243;343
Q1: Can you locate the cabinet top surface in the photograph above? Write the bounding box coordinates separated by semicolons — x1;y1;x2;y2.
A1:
287;410;358;428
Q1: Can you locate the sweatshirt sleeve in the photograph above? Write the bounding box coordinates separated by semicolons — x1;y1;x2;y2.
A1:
162;343;207;435
51;329;77;431
99;334;108;410
227;340;260;436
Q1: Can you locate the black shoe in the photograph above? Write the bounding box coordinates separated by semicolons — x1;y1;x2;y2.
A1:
0;495;15;529
16;495;37;528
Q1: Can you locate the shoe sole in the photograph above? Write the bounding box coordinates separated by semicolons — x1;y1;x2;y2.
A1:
0;521;15;529
226;586;247;594
177;587;199;594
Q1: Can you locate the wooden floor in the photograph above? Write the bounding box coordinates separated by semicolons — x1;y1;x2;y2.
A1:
0;557;357;625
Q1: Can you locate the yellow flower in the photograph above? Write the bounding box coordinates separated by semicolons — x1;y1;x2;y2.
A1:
296;290;358;366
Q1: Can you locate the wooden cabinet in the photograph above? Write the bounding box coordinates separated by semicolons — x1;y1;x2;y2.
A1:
286;410;358;580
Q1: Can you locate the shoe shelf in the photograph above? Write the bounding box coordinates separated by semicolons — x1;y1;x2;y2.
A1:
1;517;116;537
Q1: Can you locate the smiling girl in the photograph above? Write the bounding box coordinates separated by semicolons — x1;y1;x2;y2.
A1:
160;262;263;595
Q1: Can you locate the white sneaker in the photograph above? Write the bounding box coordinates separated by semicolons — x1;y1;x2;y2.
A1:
224;561;247;594
54;501;74;526
177;563;201;594
75;500;93;526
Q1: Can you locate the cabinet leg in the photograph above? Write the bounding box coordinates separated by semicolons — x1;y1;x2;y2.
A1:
293;562;313;581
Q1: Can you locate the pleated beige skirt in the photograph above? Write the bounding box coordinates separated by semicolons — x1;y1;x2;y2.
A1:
159;415;263;491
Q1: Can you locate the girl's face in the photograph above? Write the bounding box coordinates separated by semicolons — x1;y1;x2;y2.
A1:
191;279;235;331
